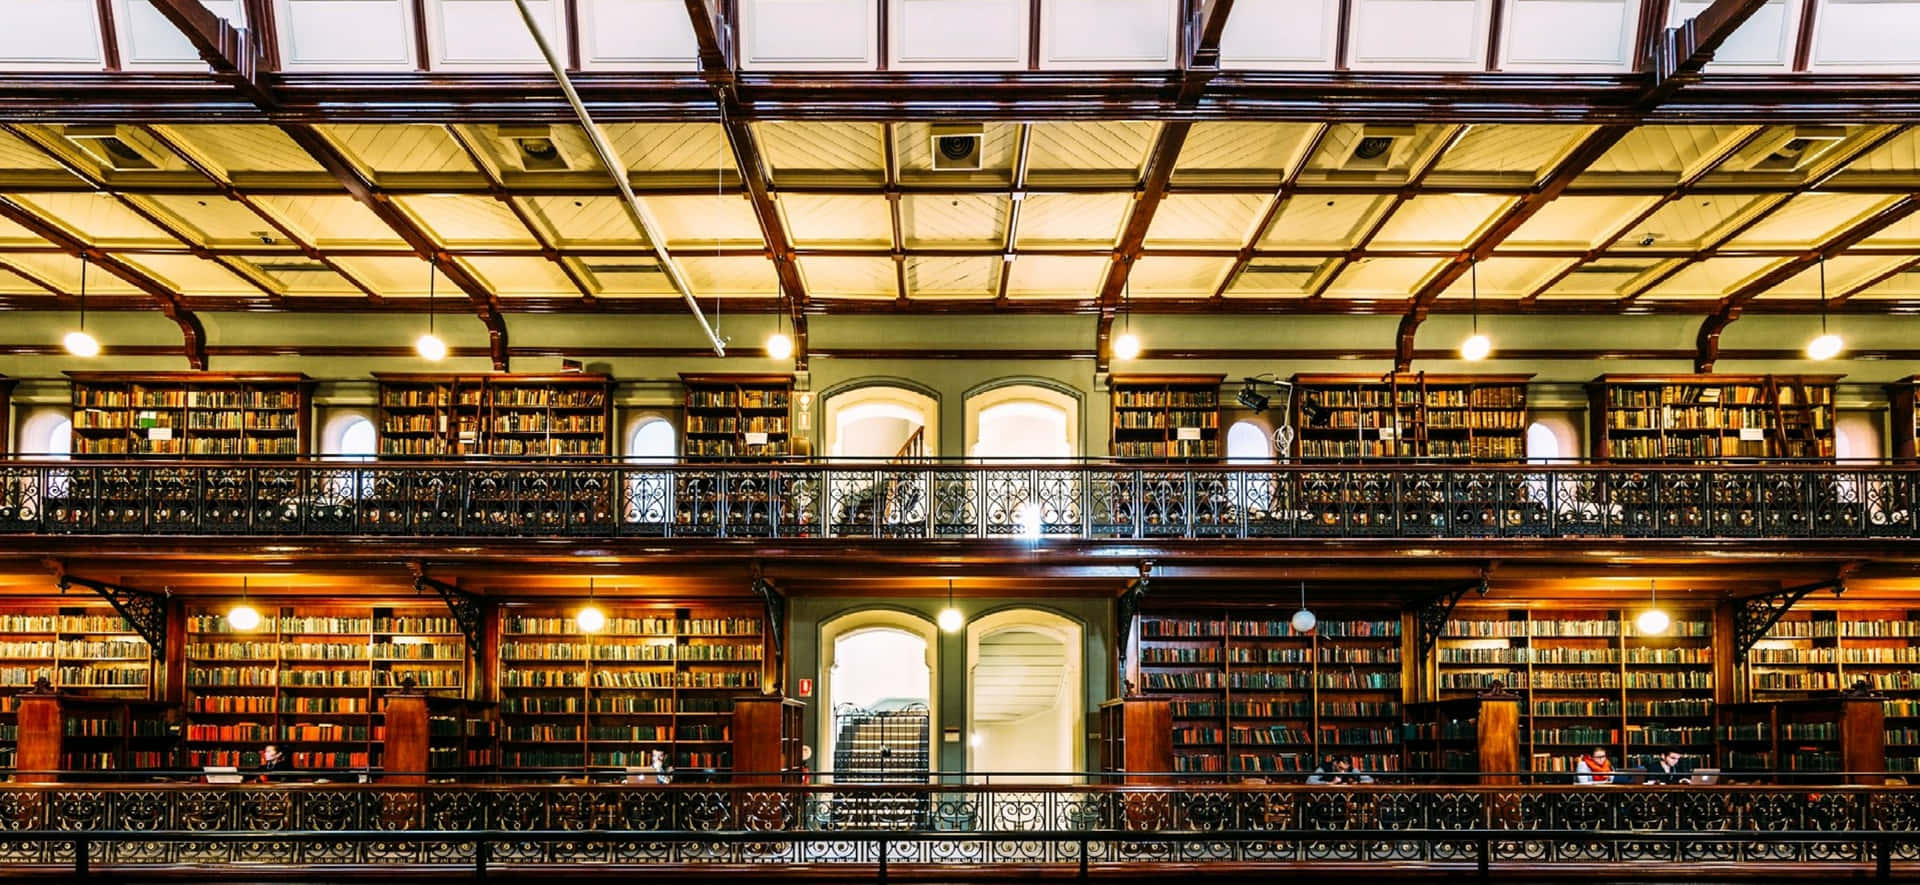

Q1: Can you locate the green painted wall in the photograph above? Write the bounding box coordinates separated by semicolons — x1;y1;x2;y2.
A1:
785;595;1114;774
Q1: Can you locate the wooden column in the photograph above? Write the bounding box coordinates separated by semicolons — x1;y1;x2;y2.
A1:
1836;690;1887;785
1098;697;1172;784
383;691;429;784
1477;692;1522;785
14;682;62;783
732;695;804;784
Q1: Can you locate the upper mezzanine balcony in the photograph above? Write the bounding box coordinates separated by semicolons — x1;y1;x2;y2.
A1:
0;458;1914;547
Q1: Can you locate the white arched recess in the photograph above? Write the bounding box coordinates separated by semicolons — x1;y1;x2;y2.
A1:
964;382;1079;459
823;384;939;458
965;608;1083;783
819;608;939;781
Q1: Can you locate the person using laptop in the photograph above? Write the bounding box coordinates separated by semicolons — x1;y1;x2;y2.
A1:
1645;750;1691;785
256;744;287;783
1575;746;1614;784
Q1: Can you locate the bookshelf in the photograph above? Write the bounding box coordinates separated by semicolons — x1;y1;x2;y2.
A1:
1715;694;1886;783
0;602;160;773
1290;373;1531;461
497;605;763;771
1435;607;1715;776
1747;607;1920;773
1137;609;1403;776
1109;375;1224;459
66;373;312;457
1098;697;1173;783
375;373;613;458
0;376;14;456
1587;374;1839;462
731;696;805;784
1889;376;1918;461
183;604;469;770
680;374;793;458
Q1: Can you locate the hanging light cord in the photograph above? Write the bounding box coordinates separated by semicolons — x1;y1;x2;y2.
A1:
78;254;88;331
1819;255;1828;334
427;262;436;337
1470;257;1479;336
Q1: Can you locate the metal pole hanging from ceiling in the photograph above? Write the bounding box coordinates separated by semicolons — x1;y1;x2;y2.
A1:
508;0;727;357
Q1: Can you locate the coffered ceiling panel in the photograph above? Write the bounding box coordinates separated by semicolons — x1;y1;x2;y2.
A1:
1170;122;1316;185
1144;193;1267;248
779;194;894;248
1002;255;1106;299
1013;193;1128;247
904;256;1000;299
1024;121;1159;185
1258;194;1394;249
1320;257;1445;299
798;255;897;298
1636;256;1788;299
514;196;649;248
901;194;1008;248
1369;194;1517;249
755;122;886;185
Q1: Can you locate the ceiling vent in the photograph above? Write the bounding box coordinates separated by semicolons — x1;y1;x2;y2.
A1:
1340;124;1418;171
496;125;576;172
929;123;984;171
62;126;165;171
1728;126;1850;173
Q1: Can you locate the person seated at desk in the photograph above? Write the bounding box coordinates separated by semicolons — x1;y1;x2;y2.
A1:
1575;746;1614;784
1644;750;1691;785
628;748;671;784
1306;755;1373;785
256;744;287;783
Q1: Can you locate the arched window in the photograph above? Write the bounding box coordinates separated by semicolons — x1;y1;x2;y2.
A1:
629;418;676;461
972;401;1071;459
43;418;71;459
1526;422;1560;462
18;412;71;459
338;418;377;460
1226;420;1272;461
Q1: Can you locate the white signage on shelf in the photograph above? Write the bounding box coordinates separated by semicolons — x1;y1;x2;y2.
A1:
1739;427;1764;441
147;427;172;441
1175;427;1201;441
745;432;770;445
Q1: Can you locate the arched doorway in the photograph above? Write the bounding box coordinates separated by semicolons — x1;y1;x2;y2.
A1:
820;610;937;782
965;608;1083;782
823;384;938;458
965;382;1078;459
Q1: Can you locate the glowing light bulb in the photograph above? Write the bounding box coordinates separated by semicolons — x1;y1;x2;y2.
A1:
766;331;794;360
227;604;261;631
1460;332;1492;362
416;333;448;362
1290;608;1317;634
1806;332;1843;361
1636;608;1671;636
1112;332;1141;361
576;605;606;633
63;330;100;357
938;607;964;633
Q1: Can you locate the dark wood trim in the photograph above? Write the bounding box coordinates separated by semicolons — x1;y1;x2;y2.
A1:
1484;0;1506;72
1639;0;1770;107
875;0;889;71
1791;0;1820;73
565;0;582;71
442;124;598;306
1027;0;1043;70
410;0;431;72
1333;0;1354;71
243;0;280;71
1632;0;1673;69
1210;122;1331;301
95;0;122;71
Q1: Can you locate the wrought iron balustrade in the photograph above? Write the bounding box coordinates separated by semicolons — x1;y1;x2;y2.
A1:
0;782;1916;874
0;458;1914;541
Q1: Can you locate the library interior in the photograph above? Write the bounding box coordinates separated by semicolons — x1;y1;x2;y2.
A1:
5;0;1920;880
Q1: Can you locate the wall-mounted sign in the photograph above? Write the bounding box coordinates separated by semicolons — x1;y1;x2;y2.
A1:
797;677;813;697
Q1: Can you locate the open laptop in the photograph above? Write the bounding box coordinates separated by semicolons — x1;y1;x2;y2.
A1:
1690;768;1721;785
202;766;242;784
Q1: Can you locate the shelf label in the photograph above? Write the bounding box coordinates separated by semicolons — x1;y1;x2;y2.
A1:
147;427;172;441
745;432;770;445
1378;427;1397;441
1175;426;1201;441
1739;427;1764;441
136;411;159;429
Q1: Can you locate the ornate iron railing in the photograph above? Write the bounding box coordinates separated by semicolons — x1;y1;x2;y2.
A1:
0;459;1915;541
0;783;1916;874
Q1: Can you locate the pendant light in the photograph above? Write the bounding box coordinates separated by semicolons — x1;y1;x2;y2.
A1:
227;576;262;632
766;297;794;360
1290;580;1317;634
576;577;606;633
937;579;964;633
1459;257;1491;362
1112;266;1141;361
1635;580;1670;636
63;255;100;357
416;261;448;362
1806;256;1843;361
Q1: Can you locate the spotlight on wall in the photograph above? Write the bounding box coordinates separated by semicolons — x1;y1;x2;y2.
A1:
1237;379;1270;412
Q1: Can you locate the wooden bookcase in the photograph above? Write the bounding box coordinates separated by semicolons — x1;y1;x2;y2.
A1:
680;374;793;458
1098;697;1173;782
496;604;763;771
0;375;14;456
1889;376;1918;461
731;695;804;783
1587;374;1839;462
1435;607;1716;775
1110;375;1224;459
183;603;469;770
1746;606;1920;773
67;372;312;457
0;601;162;774
1137;609;1403;776
1290;373;1531;461
375;373;613;458
1401;692;1522;782
13;693;178;778
1715;694;1886;783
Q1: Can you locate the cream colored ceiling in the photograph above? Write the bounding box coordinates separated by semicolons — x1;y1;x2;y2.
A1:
0;120;1916;309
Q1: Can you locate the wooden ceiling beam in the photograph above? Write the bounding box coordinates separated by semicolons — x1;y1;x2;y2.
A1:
442;124;598;308
1211;123;1331;302
1639;0;1772;107
686;0;810;369
140;0;273;108
0;195;208;369
1693;191;1920;371
1391;124;1634;370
